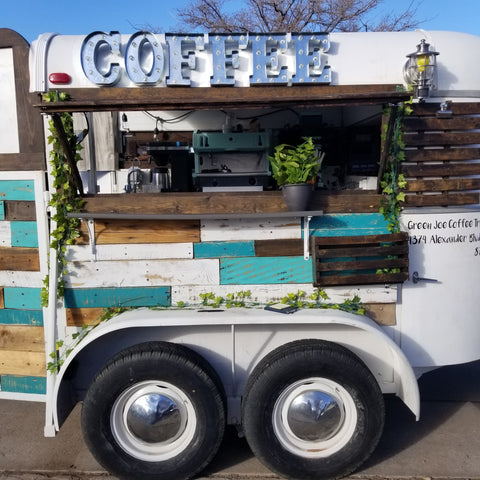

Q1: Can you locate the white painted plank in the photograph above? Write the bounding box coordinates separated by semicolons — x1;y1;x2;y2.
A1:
64;259;219;288
0;271;43;288
0;221;11;247
172;284;397;306
201;218;301;242
65;243;194;262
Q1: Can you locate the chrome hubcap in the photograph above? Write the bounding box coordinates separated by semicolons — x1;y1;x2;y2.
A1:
126;392;183;444
111;381;196;461
273;377;357;458
286;389;344;442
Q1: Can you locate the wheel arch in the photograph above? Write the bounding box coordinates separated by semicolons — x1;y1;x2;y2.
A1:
51;308;420;431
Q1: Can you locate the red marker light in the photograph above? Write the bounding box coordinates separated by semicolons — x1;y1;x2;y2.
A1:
49;72;71;84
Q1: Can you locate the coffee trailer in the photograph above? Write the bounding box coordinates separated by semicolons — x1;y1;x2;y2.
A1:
1;27;479;479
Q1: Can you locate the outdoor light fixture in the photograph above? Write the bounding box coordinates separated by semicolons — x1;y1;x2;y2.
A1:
404;39;439;99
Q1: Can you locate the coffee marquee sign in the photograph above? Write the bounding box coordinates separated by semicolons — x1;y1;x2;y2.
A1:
80;31;331;87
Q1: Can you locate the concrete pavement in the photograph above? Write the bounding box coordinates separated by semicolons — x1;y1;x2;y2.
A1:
0;360;479;480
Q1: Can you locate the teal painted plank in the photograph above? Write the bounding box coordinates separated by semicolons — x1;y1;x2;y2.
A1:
10;221;38;247
64;287;171;308
4;288;42;309
1;375;46;395
0;180;35;201
0;201;4;220
220;256;313;285
194;241;255;258
0;309;43;326
309;213;389;237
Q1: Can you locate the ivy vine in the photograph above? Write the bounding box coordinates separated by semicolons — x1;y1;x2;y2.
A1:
47;289;365;373
379;101;412;233
41;92;85;307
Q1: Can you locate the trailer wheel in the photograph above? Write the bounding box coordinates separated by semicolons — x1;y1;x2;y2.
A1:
81;342;225;480
242;339;384;480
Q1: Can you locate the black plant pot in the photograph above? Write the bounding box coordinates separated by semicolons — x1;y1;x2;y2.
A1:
281;183;313;211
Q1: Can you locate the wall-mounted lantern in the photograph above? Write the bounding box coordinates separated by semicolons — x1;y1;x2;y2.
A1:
404;39;439;99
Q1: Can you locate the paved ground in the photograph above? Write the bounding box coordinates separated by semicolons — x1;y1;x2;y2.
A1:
0;360;479;480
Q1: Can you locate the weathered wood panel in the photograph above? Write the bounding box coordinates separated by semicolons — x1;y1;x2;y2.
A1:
10;221;38;247
0;180;36;201
201;218;301;242
0;247;39;271
404;131;480;147
405;147;480;162
3;200;36;221
0;309;43;326
0;29;45;172
0;221;11;246
194;241;255;258
0;350;46;376
220;256;313;285
404;193;479;207
254;239;304;257
77;219;200;244
66;242;193;262
64;286;170;308
0;325;44;351
309;213;389;237
0;270;43;288
65;259;219;288
0;375;46;394
172;284;397;306
3;287;42;309
403;116;480;131
79;191;383;216
37;84;410;112
66;307;104;327
406;178;480;193
363;303;396;326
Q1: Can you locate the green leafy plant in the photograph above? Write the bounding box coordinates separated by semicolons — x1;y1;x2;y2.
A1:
379;102;412;233
269;137;324;186
41;92;85;307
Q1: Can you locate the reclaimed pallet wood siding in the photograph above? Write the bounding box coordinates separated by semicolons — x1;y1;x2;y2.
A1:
172;284;397;306
76;219;200;244
0;325;46;378
194;241;255;258
0;375;46;394
65;243;194;262
201;217;301;242
64;287;170;308
0;180;36;201
309;213;390;237
402;102;480;207
0;287;43;326
64;259;220;288
220;256;314;285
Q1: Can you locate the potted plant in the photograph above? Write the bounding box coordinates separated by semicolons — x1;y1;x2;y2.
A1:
269;136;324;211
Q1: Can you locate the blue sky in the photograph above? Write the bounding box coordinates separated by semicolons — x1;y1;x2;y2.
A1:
2;0;480;43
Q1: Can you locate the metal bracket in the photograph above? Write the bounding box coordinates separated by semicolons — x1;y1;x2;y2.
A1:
304;215;312;260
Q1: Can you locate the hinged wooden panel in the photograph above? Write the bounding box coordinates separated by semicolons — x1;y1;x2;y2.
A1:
401;102;480;207
314;232;409;286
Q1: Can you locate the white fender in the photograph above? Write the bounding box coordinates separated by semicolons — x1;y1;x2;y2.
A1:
49;307;420;433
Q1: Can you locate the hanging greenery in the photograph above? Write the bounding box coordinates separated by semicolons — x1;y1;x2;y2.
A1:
379;102;412;233
41;92;85;307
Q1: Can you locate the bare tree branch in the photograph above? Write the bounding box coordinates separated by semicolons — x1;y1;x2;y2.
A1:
172;0;423;33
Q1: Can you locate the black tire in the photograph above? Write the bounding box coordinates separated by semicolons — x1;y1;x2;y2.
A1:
242;339;385;480
81;341;226;480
